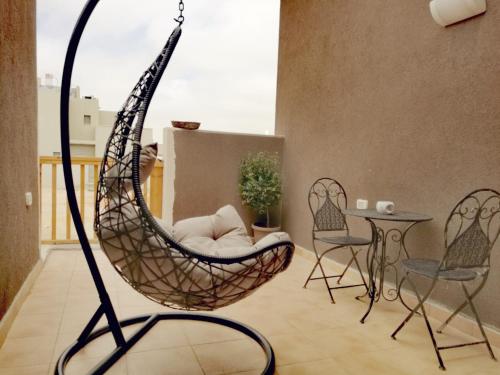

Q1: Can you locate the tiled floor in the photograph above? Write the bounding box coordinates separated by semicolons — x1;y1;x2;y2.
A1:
0;250;498;375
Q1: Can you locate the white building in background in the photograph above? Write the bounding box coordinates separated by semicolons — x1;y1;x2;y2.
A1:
38;73;157;158
38;73;158;188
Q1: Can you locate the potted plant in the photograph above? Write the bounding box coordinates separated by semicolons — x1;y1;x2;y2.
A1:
239;152;282;242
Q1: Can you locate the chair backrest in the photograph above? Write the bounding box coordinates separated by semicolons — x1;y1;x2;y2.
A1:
442;189;500;270
308;178;348;233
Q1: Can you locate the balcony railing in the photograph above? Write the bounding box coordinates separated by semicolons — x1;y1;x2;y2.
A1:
39;156;163;245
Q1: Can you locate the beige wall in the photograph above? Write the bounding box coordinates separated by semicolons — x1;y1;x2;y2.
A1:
38;85;61;156
69;96;98;142
163;128;284;231
38;85;99;155
276;1;500;328
38;85;135;158
98;110;116;127
0;0;39;318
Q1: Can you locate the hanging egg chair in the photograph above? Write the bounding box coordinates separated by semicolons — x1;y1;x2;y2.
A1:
57;1;295;374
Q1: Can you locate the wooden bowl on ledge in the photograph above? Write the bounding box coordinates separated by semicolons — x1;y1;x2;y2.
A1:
171;121;200;130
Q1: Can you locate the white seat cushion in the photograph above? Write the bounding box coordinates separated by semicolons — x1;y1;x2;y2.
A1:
172;205;252;256
104;143;158;192
98;201;292;309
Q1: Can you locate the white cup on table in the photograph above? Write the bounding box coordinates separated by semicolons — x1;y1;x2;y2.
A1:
376;201;395;214
356;199;369;209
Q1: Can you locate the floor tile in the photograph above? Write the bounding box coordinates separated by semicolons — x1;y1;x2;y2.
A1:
192;339;265;375
225;370;262;375
333;346;443;375
184;321;246;345
49;354;127;375
58;308;108;337
277;359;350;375
128;320;189;353
268;333;330;366
17;293;66;317
0;336;56;368
6;313;61;340
51;332;118;364
127;346;203;375
2;250;499;375
0;364;49;375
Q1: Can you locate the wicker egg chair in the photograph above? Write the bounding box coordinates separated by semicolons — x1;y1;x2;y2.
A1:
56;1;294;374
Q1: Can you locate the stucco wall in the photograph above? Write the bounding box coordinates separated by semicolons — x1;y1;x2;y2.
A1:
163;128;284;231
0;0;39;318
276;1;500;328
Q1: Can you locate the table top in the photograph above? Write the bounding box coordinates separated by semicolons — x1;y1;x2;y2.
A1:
342;209;433;223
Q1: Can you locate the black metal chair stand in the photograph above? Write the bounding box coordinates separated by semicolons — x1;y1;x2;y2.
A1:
56;311;275;375
303;178;369;303
391;189;500;370
57;1;294;374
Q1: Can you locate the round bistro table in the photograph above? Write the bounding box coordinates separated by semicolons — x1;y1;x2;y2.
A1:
342;209;433;323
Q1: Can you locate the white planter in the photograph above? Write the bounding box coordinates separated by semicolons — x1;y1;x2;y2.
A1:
251;224;281;243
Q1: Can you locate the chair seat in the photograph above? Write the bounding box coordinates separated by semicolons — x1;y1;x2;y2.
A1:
401;258;487;281
315;235;371;246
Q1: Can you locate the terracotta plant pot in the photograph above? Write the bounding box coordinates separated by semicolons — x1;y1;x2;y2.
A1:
251;223;281;243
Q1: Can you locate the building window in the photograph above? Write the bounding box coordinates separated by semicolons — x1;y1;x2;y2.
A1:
84;115;91;126
53;151;61;157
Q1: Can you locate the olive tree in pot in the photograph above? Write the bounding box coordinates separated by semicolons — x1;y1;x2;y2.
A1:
239;152;282;242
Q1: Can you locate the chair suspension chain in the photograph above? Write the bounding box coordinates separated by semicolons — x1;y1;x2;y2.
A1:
174;0;185;25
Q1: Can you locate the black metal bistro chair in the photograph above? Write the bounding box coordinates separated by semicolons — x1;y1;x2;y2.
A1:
303;178;369;303
392;189;500;370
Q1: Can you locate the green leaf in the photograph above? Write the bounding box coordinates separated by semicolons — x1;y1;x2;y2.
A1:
239;152;282;224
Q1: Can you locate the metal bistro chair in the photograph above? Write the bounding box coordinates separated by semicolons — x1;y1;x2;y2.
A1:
392;189;500;370
304;178;369;303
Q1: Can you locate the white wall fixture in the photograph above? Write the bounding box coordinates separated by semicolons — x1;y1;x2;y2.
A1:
25;192;33;207
430;0;486;27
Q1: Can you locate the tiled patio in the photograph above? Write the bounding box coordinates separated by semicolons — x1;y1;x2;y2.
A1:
0;250;498;375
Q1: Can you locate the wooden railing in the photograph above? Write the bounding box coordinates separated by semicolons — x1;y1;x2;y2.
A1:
39;156;163;245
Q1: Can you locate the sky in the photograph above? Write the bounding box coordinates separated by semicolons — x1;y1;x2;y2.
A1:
37;0;281;141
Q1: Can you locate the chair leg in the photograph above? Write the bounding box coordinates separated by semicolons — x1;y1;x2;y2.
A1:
303;243;337;303
391;275;444;370
303;258;321;288
318;260;336;303
357;241;374;301
421;301;446;370
436;300;468;334
304;243;369;304
391;274;433;339
303;242;324;288
350;246;368;291
461;282;496;361
336;255;355;285
436;276;487;334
